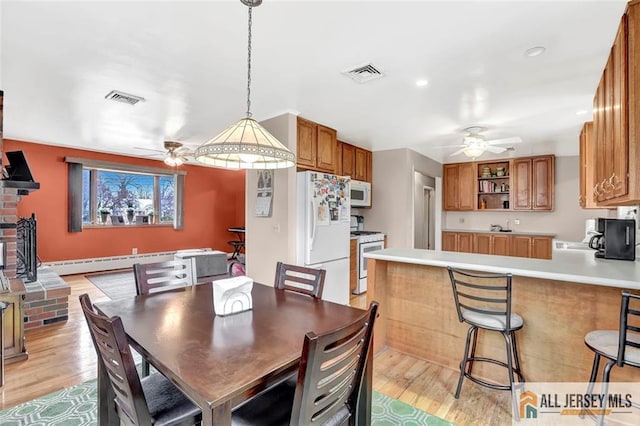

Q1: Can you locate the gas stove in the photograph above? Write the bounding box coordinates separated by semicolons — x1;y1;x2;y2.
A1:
351;231;385;243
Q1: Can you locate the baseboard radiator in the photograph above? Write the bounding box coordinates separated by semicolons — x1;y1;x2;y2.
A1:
44;251;178;276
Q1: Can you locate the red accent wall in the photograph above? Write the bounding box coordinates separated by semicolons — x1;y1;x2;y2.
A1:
3;139;245;262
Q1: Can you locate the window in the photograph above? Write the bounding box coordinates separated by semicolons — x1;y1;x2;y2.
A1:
66;157;185;232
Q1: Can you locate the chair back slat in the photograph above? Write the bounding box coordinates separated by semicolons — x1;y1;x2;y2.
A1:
617;292;640;367
290;301;378;425
448;267;513;329
134;258;197;295
79;294;152;425
274;261;326;298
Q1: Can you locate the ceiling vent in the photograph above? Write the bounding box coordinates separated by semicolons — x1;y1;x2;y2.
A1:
343;63;385;84
105;90;145;106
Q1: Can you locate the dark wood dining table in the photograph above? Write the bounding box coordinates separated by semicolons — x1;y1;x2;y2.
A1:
94;282;372;425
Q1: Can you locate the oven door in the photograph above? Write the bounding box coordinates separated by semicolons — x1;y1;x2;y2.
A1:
359;240;384;280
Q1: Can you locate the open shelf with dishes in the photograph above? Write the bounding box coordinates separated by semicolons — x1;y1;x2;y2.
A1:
477;160;511;210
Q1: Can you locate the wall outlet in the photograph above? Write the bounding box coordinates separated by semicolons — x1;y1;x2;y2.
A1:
514;218;520;225
459;218;465;224
132;248;138;255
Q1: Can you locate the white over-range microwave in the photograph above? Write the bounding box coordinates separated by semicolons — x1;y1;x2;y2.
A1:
350;180;371;207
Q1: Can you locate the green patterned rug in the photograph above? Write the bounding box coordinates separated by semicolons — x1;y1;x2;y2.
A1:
0;380;452;425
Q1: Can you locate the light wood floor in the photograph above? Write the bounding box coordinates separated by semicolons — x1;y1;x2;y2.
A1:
0;275;512;424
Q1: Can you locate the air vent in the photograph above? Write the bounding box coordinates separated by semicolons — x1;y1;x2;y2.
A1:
105;90;146;106
343;63;385;84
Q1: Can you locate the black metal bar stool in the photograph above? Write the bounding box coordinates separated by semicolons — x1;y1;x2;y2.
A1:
583;291;640;426
447;267;525;414
227;226;245;260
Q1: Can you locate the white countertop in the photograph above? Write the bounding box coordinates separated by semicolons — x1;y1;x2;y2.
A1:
364;247;640;290
443;228;557;237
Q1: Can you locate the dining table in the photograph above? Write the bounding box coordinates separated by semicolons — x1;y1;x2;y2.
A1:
94;281;372;425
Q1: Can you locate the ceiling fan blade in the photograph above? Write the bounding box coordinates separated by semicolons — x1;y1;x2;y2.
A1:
450;148;467;157
134;146;165;153
430;144;466;149
486;136;522;145
486;146;507;154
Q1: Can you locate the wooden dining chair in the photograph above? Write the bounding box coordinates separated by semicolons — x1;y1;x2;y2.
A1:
274;261;326;298
133;257;197;376
79;294;202;426
232;301;379;426
133;257;197;296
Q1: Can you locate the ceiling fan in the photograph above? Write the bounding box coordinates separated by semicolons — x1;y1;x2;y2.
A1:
448;127;522;158
135;141;193;166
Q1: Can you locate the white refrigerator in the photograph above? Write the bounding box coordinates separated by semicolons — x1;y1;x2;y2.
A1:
296;171;350;305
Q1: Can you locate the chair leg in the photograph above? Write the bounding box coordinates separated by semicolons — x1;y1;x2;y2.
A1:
581;353;601;419
597;360;616;426
502;331;519;421
510;331;524;382
455;326;475;398
141;359;150;377
468;326;479;374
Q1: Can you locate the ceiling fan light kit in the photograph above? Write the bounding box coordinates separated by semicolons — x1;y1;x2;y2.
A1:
447;126;522;159
195;0;296;170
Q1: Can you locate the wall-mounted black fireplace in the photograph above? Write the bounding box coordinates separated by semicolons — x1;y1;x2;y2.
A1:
17;213;38;282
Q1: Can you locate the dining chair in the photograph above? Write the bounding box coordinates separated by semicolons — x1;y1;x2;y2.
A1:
133;257;197;376
583;291;640;425
133;257;197;295
231;301;379;426
274;261;326;298
79;293;202;426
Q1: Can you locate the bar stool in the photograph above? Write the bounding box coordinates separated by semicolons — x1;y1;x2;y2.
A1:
583;291;640;425
447;267;525;408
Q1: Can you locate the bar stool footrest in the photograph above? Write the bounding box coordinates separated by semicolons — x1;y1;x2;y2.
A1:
462;356;525;392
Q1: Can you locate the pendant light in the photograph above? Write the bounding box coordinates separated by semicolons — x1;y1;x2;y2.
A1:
195;0;296;169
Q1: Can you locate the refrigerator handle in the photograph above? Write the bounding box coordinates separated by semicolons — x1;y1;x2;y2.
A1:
310;200;317;249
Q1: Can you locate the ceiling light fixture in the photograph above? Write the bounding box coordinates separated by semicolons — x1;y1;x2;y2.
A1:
576;110;588;116
524;46;546;57
164;152;185;167
416;79;429;87
195;0;296;170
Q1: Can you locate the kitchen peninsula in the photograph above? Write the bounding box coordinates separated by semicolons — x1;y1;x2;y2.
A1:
365;248;640;384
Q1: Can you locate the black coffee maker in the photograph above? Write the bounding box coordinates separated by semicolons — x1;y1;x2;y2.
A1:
590;218;636;260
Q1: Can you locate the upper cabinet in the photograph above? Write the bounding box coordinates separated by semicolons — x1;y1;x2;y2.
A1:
512;155;554;211
443;155;554;212
443;163;475;211
338;141;373;183
579;122;599;208
296;117;338;174
589;2;640;206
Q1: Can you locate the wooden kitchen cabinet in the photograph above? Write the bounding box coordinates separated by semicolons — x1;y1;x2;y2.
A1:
444;231;551;259
442;232;473;253
510;235;552;259
512;155;554;211
296;117;338;174
474;233;510;255
579;122;599;208
443;163;475;211
588;2;640;206
349;238;357;294
339;141;372;183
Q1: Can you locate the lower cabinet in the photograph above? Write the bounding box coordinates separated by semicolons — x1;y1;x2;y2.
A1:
443;231;552;259
442;232;474;253
349;239;357;294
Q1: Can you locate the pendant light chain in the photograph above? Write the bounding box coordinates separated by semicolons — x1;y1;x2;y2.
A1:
246;5;253;118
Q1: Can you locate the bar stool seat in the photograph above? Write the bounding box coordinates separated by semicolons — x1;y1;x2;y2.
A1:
585;330;640;364
448;267;525;417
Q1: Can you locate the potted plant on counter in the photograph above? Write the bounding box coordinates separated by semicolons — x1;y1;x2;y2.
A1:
98;208;111;224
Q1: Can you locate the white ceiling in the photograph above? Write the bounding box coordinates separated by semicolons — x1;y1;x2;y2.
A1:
0;0;629;164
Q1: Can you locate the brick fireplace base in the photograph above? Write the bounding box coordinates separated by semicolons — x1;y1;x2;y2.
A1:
22;266;70;329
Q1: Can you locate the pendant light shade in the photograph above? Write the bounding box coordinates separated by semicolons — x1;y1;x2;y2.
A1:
195;118;295;169
195;0;295;170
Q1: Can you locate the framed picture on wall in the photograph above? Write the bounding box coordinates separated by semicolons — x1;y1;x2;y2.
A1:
257;170;273;191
